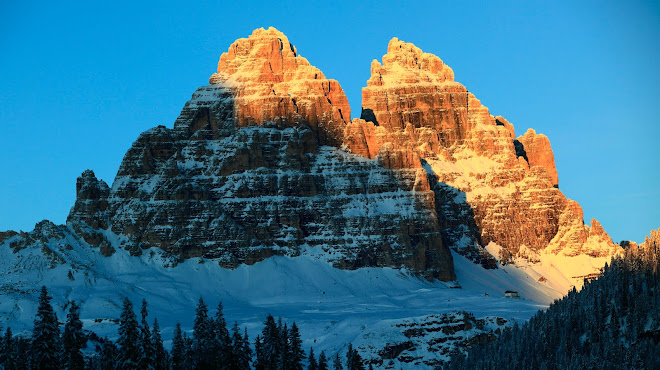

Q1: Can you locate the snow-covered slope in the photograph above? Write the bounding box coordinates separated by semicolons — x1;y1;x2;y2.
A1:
0;226;594;368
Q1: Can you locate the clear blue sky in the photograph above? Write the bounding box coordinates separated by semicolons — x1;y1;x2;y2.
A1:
1;1;658;243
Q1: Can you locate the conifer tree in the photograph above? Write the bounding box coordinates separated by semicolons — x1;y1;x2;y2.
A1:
260;315;280;370
346;344;364;370
98;337;117;370
448;238;660;369
0;325;5;368
151;318;168;370
138;299;155;369
279;323;290;369
230;322;244;369
183;333;195;369
62;301;85;370
332;352;343;370
30;286;61;369
318;351;329;370
192;297;214;368
117;297;140;369
289;322;305;370
254;335;264;370
3;327;15;370
308;347;318;370
12;336;30;370
240;327;252;370
171;323;187;370
213;301;231;367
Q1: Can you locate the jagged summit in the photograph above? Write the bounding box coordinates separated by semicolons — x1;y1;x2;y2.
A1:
207;26;350;146
367;37;456;87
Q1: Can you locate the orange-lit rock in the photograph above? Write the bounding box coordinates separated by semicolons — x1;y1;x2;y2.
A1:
361;38;471;147
209;27;350;146
517;128;559;187
495;116;515;139
348;37;620;263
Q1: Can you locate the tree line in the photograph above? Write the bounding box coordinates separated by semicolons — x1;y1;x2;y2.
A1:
0;290;367;370
446;230;660;369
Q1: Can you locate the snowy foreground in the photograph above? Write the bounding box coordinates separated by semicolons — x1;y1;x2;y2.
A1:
0;237;609;368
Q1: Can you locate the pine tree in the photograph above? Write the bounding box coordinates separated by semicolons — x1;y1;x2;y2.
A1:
213;301;231;368
279;323;290;369
230;322;244;369
448;238;660;369
308;347;318;370
62;301;85;370
138;299;155;369
260;315;280;370
12;336;30;370
254;335;264;370
289;322;305;370
240;327;252;370
318;351;329;370
0;325;5;369
346;344;364;370
192;297;214;369
332;352;343;370
3;327;16;370
30;286;61;370
171;323;187;370
117;297;140;369
183;333;195;369
152;319;168;370
98;337;117;370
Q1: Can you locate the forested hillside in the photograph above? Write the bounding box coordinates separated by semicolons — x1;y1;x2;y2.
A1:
448;229;660;369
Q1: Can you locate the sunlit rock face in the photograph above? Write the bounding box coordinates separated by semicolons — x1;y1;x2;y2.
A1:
347;37;620;263
516;128;559;187
208;27;350;147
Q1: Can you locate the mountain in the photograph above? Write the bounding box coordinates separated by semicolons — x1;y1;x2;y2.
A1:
0;27;624;368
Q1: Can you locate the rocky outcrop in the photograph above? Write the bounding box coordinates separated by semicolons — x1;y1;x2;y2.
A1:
68;170;110;230
355;312;509;368
517;129;559;187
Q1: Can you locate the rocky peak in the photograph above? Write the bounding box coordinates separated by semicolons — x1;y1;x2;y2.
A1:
366;37;455;87
360;37;471;145
517;129;559;187
74;170;109;200
67;170;109;230
208;26;350;146
350;37;620;267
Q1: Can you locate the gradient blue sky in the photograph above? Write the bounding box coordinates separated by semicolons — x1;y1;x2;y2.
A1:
1;1;658;243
